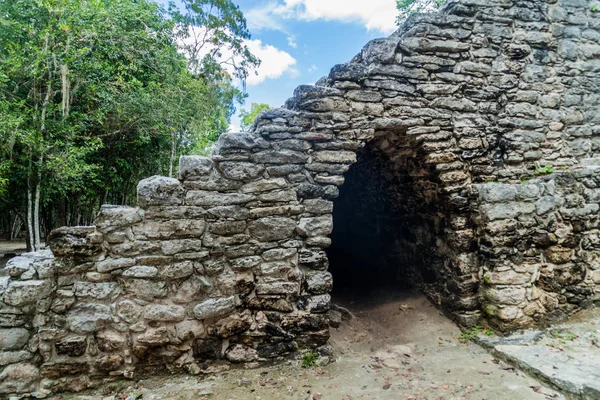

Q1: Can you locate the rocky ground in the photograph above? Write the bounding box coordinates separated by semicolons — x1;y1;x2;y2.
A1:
56;288;563;400
478;308;600;399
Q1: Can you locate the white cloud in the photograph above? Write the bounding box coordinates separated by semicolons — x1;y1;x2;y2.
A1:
248;0;398;34
287;35;298;48
245;3;286;32
308;64;318;73
228;122;241;133
245;39;297;86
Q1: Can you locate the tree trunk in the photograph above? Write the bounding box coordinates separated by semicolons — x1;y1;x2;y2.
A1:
169;130;176;178
34;161;41;251
26;156;35;252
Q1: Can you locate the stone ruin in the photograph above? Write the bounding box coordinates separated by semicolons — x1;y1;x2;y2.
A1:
2;0;600;396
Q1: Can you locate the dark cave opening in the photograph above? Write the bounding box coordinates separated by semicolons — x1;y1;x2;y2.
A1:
326;138;442;301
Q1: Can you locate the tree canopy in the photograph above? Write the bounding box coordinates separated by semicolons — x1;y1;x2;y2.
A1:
0;0;258;249
239;103;272;131
396;0;444;24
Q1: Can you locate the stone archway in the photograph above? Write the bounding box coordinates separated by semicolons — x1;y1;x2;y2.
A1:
2;0;600;395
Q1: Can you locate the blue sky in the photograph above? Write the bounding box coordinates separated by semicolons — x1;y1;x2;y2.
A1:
160;0;401;131
229;0;400;130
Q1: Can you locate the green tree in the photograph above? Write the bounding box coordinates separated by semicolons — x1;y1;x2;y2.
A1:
0;0;258;249
239;103;272;131
396;0;444;24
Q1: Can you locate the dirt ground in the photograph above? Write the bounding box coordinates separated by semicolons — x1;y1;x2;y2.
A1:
61;288;562;400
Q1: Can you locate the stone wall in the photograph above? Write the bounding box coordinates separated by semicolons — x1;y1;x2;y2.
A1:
1;0;600;396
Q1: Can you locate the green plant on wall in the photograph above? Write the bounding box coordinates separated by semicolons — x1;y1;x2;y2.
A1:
534;166;555;176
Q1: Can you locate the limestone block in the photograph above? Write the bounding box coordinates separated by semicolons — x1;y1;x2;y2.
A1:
136;327;170;346
209;221;247;236
262;248;297;261
483;287;527;306
116;300;142;323
193;297;236;320
143;304;186;322
4;280;52;307
137;175;184;207
0;350;32;365
255;282;300;295
250;150;308;164
230;256;262;270
4;256;34;278
96;330;126;352
481;202;535;220
484;270;531;285
545;246;573;264
121;279;167;300
158;261;195;280
74;282;119;300
94;354;124;372
0;363;40;394
248;217;296;242
306;237;332;248
96;257;135;273
256;189;298;203
298;294;331;313
122;266;158;278
536;196;563;215
299;249;329;270
67;303;112;334
260;261;293;276
55;337;87;357
161;239;204;256
225;344;259;363
215;132;269;151
305;272;333;294
400;37;470;53
477;184;517;203
297;215;334;237
186;190;255;206
240;178;288;193
178;155;214;181
0;328;30;351
302;199;334;214
313;151;357;164
218;161;265;181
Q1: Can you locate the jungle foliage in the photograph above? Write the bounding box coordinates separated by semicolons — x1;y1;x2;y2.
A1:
0;0;258;249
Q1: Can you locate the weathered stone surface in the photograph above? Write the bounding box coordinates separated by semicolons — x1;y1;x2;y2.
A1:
0;363;39;394
4;280;51;307
186;191;254;206
193;297;236;320
74;282;119;299
225;344;258;363
67;303;112;333
305;272;333;294
179;155;214;180
96;330;126;352
0;328;30;351
297;216;333;237
97;257;135;273
248;217;296;242
137;176;184;207
143;304;186;322
116;299;142;323
218;162;265;181
55;337;87;357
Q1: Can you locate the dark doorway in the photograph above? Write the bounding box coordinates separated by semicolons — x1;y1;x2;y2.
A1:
326;137;442;301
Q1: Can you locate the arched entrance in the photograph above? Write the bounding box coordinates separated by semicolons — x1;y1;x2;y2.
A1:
327;133;449;305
